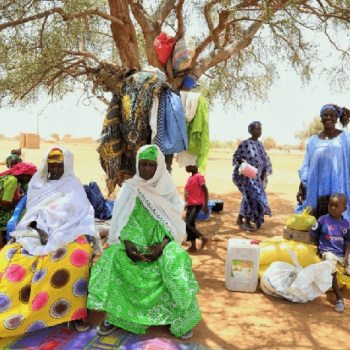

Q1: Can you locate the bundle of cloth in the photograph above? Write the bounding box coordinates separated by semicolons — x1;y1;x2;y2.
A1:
98;71;210;193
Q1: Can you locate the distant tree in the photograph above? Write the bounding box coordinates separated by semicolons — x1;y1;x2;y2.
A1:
263;136;276;151
236;138;242;147
51;133;60;141
0;134;5;141
298;141;306;151
295;116;323;142
14;135;20;141
63;133;71;139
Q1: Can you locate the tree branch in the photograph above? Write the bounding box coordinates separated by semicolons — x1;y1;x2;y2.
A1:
192;10;230;62
0;7;124;32
154;0;177;26
174;0;185;41
127;0;154;32
66;50;121;71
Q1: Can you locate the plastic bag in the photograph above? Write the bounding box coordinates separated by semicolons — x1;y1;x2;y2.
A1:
260;250;332;303
172;35;196;72
286;206;316;231
154;32;175;65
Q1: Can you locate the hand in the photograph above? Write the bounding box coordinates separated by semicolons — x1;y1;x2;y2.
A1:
343;257;348;269
237;157;244;164
260;172;266;182
37;229;48;245
316;247;322;259
7;238;16;244
125;241;146;263
203;205;209;215
142;244;164;262
296;188;304;205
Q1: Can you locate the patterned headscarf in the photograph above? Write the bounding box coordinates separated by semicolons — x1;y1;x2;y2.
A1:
48;148;64;163
248;121;261;133
139;146;158;162
6;154;22;167
320;104;343;118
0;162;37;177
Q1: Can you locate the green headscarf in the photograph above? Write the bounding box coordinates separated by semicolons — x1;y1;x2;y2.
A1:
6;154;22;167
139;146;158;162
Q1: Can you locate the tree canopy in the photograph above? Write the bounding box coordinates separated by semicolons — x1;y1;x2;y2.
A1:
1;0;350;109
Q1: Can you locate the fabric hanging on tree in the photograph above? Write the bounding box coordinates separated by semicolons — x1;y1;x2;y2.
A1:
98;72;178;194
180;91;201;122
154;90;188;155
186;94;210;175
149;95;159;143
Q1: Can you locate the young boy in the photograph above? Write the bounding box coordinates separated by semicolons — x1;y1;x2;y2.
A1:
310;193;350;312
185;165;209;252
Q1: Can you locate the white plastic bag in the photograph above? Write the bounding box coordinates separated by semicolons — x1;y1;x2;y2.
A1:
260;250;332;303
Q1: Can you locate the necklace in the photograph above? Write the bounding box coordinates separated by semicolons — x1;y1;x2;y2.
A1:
324;129;337;140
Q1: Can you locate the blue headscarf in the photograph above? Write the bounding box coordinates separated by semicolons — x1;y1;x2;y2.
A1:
320;104;343;118
248;121;261;133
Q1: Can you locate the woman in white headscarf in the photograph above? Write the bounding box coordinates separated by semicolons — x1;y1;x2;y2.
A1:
0;147;100;337
88;145;201;340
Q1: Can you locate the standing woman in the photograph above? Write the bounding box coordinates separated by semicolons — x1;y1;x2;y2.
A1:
232;121;272;230
296;104;350;219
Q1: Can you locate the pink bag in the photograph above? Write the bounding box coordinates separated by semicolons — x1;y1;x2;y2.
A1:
154;32;175;65
238;163;258;179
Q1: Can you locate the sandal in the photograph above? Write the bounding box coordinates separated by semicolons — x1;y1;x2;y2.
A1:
334;299;344;313
241;223;256;231
96;321;118;335
74;319;91;332
178;329;193;340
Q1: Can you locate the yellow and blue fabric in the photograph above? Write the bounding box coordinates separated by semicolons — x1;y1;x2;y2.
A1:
155;91;188;155
139;146;158;162
0;236;92;337
47;148;63;163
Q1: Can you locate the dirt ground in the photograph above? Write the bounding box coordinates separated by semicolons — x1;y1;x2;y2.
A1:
0;141;349;350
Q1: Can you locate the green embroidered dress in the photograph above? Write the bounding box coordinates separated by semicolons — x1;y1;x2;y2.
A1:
87;197;201;337
0;175;19;230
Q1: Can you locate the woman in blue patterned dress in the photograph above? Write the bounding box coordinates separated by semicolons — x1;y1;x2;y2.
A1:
232;122;273;230
296;104;350;219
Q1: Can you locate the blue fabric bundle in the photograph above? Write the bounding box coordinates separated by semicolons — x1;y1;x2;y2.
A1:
155;91;188;155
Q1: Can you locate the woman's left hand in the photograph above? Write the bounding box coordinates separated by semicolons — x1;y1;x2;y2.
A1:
142;245;163;262
260;172;266;182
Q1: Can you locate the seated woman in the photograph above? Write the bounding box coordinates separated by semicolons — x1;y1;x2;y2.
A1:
88;145;201;340
296;104;350;219
0;162;37;246
232;121;272;230
0;147;100;337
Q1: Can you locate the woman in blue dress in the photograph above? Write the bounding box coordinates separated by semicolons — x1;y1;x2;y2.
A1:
232;121;273;230
296;104;350;219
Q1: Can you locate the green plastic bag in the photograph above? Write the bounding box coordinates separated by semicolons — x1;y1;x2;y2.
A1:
286;206;316;231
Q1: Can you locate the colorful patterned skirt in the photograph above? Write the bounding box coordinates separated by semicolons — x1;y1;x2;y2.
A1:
0;236;92;337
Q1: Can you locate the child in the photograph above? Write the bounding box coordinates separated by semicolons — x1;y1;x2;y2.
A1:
310;193;350;312
185;165;209;252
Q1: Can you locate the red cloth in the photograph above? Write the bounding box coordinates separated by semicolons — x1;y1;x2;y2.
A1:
0;162;37;177
154;32;175;65
185;173;206;206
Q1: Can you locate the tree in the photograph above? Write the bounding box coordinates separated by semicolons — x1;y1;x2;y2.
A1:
1;1;350;109
263;136;276;150
298;141;306;151
51;132;60;141
63;133;72;139
0;134;5;141
295;116;323;142
236;138;242;147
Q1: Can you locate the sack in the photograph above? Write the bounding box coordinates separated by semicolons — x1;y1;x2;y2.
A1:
260;250;332;303
286;206;316;231
259;236;350;289
154;32;175;65
172;35;196;72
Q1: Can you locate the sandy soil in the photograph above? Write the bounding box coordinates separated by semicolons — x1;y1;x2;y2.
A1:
0;141;348;350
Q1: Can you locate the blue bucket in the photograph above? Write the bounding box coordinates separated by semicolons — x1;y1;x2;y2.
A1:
185;201;216;221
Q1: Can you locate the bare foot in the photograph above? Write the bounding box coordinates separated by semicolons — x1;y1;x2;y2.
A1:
200;237;210;250
186;247;198;253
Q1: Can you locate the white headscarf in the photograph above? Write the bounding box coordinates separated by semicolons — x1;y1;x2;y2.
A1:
107;145;185;246
12;147;99;256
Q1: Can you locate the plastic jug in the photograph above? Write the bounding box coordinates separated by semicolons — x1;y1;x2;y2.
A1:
225;238;260;292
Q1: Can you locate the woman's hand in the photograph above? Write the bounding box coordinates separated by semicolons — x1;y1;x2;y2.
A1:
37;229;48;245
203;204;209;215
142;244;164;262
236;157;244;164
124;240;146;263
260;172;266;183
296;184;304;204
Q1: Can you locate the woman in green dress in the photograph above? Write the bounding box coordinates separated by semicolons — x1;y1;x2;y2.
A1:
87;145;201;340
